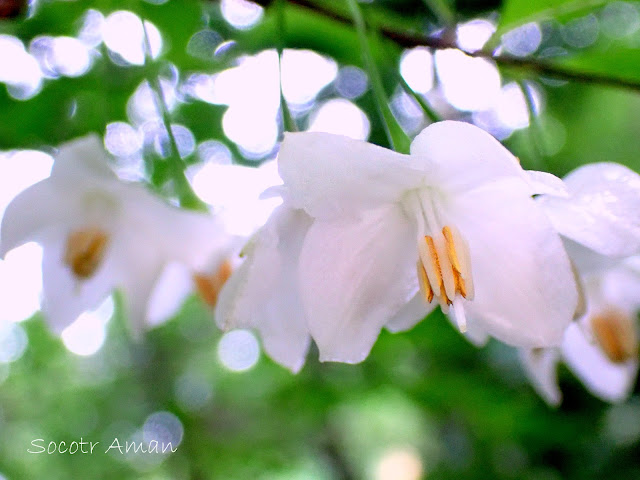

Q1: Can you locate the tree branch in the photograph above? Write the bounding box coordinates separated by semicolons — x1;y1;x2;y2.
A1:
245;0;640;94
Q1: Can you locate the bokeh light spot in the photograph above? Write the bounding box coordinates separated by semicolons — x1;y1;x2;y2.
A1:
105;122;143;157
61;297;114;356
221;0;264;30
217;329;260;372
335;65;368;99
191;160;282;235
456;19;496;52
400;47;434;94
281;49;337;106
562;14;599;49
601;1;640;38
502;22;542;57
142;411;184;450
174;371;214;411
0;35;43;99
0;322;27;363
435;49;501;112
308;99;370;140
374;447;424;480
103;11;161;66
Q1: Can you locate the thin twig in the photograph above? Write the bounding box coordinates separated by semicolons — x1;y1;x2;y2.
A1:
346;0;410;152
516;79;547;168
245;0;640;94
276;0;298;133
142;22;207;210
421;0;455;27
398;73;441;123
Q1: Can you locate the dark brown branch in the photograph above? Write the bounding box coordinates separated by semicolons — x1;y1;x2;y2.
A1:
243;0;640;94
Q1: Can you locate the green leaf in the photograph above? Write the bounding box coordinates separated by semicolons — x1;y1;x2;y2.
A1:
0;60;144;149
554;44;640;87
346;0;410;153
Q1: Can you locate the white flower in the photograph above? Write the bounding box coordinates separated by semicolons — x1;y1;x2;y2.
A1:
216;204;313;373
217;121;578;368
521;162;640;405
537;162;640;259
0;135;225;334
146;159;284;325
522;257;640;405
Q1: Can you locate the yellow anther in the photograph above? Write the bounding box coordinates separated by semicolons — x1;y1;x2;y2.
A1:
417;261;434;303
455;273;467;298
417;225;474;307
442;226;461;273
425;235;450;305
64;228;109;279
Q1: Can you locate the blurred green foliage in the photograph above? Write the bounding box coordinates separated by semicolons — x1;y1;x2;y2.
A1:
2;302;639;480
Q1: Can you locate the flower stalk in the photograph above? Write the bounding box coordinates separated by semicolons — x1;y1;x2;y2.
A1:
276;0;298;134
398;73;441;123
345;0;410;153
142;21;207;211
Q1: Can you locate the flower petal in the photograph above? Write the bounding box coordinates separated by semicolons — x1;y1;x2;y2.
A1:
40;231;116;333
108;226;167;336
120;185;231;272
215;205;312;372
0;181;79;257
298;204;417;363
146;262;194;327
519;348;562;407
601;256;640;312
451;313;490;346
526;170;569;197
51;134;116;183
385;292;435;333
410;121;527;193
278;132;421;220
538;162;640;257
562;323;638;402
447;179;577;347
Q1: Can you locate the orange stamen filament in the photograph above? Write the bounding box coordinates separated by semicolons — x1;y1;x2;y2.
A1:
193;260;233;308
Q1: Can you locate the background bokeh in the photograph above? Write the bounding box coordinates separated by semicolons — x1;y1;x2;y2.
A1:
1;0;640;478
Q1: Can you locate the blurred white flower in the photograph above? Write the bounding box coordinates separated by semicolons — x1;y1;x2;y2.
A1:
522;257;640;405
0;135;225;334
215;204;312;372
216;121;578;369
187;159;284;317
521;162;640;405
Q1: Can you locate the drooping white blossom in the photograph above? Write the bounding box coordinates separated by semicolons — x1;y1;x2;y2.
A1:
217;121;579;369
0;134;226;334
148;159;283;324
522;256;640;405
521;162;640;405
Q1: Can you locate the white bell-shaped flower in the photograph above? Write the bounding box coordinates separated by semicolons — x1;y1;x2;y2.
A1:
521;162;640;405
217;121;579;369
0;135;225;334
